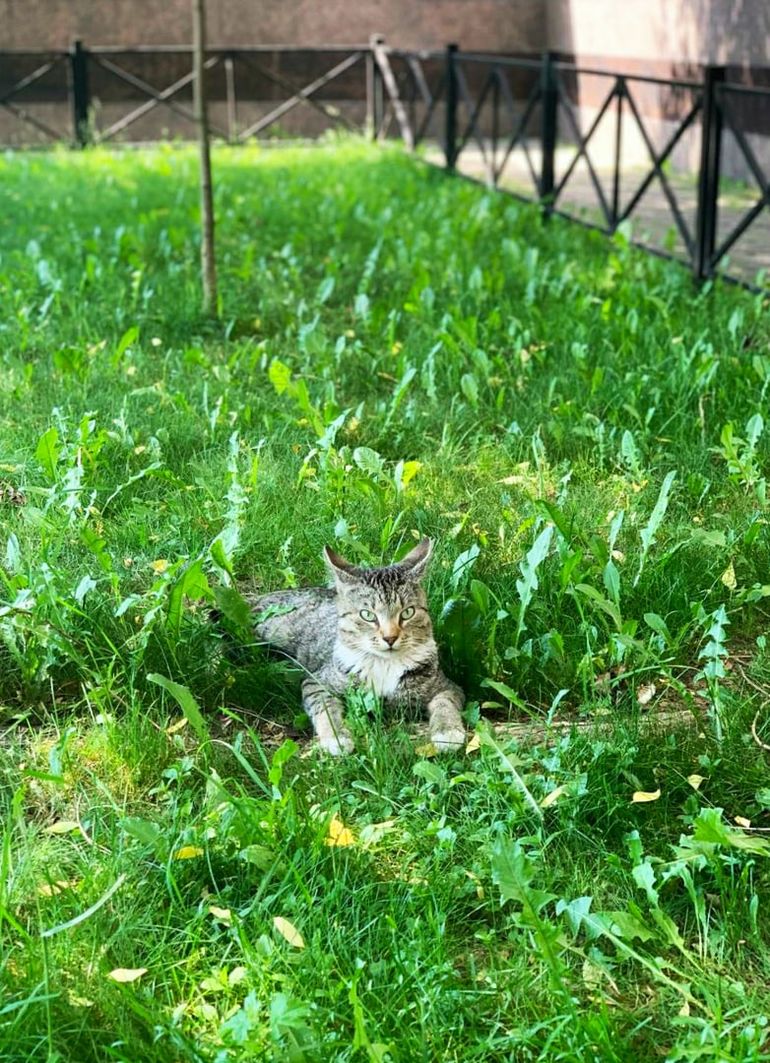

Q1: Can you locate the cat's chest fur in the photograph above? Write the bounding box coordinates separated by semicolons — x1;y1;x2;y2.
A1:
333;641;434;700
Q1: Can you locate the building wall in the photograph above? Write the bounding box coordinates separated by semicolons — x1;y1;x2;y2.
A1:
546;0;770;68
0;0;545;54
4;0;769;67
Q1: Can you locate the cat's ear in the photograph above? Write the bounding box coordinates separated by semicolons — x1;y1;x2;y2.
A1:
399;537;433;581
323;546;362;587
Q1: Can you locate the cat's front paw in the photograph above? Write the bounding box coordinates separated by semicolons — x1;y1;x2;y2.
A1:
430;728;466;753
318;731;355;756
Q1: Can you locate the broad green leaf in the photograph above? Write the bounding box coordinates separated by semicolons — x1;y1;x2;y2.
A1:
73;574;97;605
353;446;385;479
35;426;60;480
603;559;620;604
412;760;447;787
451;543;480;592
113;325;139;363
635;470;676;586
491;839;554;915
121;817;162;848
515;524;553;641
460;372;479;407
644;611;671;643
147;673;208;744
268;359;292;395
691;807;770;856
481;678;527;710
316;275;335;304
600;909;656;943
5;533;21;575
214;585;253;630
167;559;211;636
574;582;622;631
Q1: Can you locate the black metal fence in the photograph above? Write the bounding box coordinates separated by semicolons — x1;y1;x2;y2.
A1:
0;43;372;145
374;47;770;286
2;40;769;286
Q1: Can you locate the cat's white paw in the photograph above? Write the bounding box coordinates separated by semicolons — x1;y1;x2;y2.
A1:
430;728;466;753
318;731;355;756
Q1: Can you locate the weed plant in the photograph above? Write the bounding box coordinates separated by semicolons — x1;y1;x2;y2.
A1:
1;140;770;1061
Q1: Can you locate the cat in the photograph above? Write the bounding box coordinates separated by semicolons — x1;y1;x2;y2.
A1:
246;538;466;755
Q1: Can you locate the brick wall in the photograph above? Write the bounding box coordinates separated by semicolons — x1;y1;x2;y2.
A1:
0;0;545;53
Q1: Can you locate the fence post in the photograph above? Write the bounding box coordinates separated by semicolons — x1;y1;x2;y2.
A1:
444;42;458;170
367;34;384;139
70;39;90;146
694;64;726;280
539;50;558;212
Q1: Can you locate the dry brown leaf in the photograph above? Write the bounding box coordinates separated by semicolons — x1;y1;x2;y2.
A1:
636;683;657;707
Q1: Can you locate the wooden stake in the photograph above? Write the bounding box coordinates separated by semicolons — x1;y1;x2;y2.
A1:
192;0;217;314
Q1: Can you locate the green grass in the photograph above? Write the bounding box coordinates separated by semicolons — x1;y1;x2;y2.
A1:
2;138;770;1062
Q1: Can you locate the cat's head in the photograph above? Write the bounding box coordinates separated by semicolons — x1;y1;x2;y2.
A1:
323;538;434;658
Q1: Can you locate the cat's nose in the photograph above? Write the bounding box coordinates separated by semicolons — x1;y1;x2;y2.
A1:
382;632;399;647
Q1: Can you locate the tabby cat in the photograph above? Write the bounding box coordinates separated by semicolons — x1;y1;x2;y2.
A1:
247;538;465;755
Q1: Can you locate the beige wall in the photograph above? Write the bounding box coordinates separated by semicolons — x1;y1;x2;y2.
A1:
546;0;770;67
0;0;545;54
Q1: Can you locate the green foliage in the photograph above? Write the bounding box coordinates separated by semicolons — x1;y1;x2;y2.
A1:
1;140;770;1062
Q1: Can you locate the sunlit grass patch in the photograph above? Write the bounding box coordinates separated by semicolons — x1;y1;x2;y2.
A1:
1;139;770;1061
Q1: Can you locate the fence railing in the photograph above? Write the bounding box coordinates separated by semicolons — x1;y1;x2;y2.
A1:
0;43;371;145
374;47;770;286
2;40;768;286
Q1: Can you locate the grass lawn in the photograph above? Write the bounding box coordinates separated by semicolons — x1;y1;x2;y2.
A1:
2;139;770;1062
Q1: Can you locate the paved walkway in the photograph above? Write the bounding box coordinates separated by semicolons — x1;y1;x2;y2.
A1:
425;142;770;287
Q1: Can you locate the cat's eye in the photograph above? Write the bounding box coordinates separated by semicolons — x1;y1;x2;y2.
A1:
400;606;416;621
359;609;377;623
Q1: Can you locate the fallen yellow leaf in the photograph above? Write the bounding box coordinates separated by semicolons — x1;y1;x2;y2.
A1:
208;906;232;924
273;916;305;949
173;845;204;860
720;562;737;590
44;820;80;835
151;559;169;574
735;816;752;828
38;879;78;897
108;967;147;983
687;774;705;790
465;733;481;754
631;789;661;803
540;785;566;809
165;717;188;735
324;814;355;847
